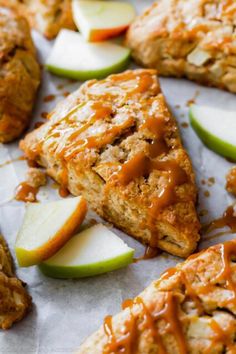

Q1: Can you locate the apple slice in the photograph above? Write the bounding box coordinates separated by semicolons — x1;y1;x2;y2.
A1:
15;196;87;267
46;29;130;80
189;104;236;161
72;0;135;42
39;224;134;278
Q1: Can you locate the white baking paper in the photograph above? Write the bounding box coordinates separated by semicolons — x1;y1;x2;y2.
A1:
0;1;236;353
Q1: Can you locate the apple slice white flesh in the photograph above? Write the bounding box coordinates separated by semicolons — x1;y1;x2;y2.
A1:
72;0;136;42
15;196;87;267
46;29;130;80
39;224;134;279
189;104;236;161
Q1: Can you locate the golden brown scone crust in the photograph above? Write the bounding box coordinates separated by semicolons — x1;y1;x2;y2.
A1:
226;167;236;197
20;69;200;258
0;3;40;143
77;240;236;354
20;0;75;39
0;235;31;330
126;0;236;93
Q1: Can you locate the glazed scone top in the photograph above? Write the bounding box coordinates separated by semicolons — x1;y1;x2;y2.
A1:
78;240;236;353
22;70;197;244
105;240;236;353
133;0;236;54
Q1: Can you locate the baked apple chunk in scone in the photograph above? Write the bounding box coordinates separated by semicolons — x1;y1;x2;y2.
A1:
127;0;236;93
20;69;200;257
77;240;236;353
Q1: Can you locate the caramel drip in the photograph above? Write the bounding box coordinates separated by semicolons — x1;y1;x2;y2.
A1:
103;310;137;354
103;316;117;351
110;153;148;185
157;293;187;354
180;272;204;315
140;115;168;158
133;246;160;263
63;117;134;160
110;71;155;94
56;103;112;158
15;182;38;203
205;205;236;235
162;268;204;315
58;186;70;198
149;139;169;158
27;159;39;168
132;73;154;94
140;116;165;138
110;152;187;248
160;267;177;280
103;293;187;354
0;156;25;168
148;159;187;214
46;102;134;162
217;242;236;303
111;152;187;190
207;319;235;352
135;297;166;354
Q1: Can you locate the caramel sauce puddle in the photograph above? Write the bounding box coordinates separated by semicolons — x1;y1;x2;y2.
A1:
15;182;38;203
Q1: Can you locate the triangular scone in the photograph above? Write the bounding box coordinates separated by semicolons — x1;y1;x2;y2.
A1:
77;240;236;353
126;0;236;93
20;69;200;257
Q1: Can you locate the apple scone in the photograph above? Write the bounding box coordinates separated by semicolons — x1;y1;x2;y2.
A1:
126;0;236;93
0;3;40;143
0;235;31;329
20;69;200;257
77;239;236;353
20;0;75;39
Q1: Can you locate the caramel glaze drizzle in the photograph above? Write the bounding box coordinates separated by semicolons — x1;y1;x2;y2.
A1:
207;319;235;352
103;293;187;354
111;71;155;94
204;205;236;238
109;152;187;248
133;245;160;262
0;156;25;168
106;106;187;248
112;153;187;210
103;241;236;353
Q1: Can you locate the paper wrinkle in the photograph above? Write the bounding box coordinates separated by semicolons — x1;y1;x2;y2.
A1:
1;1;236;352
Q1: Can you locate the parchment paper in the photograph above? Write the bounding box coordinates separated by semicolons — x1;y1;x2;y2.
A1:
1;1;236;353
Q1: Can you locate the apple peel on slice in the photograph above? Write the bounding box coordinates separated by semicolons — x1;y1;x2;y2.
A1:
15;196;87;267
72;0;136;42
46;29;131;80
189;105;236;161
39;224;134;279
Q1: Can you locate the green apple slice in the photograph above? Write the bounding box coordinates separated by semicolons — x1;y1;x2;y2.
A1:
39;224;134;278
189;104;236;161
46;29;130;80
15;196;87;267
72;0;136;42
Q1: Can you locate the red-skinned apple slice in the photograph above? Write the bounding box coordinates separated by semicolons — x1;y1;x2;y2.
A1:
72;0;136;42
